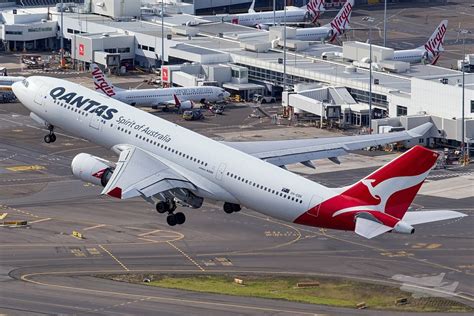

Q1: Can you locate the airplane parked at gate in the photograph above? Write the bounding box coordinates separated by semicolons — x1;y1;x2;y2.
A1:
222;0;325;30
392;20;448;65
12;76;466;239
91;64;230;109
295;0;354;42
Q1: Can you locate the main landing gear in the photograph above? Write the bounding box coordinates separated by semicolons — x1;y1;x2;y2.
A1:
44;125;57;143
223;202;241;214
156;199;186;226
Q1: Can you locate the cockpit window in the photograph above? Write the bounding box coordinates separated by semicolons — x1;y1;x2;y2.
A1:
22;79;29;88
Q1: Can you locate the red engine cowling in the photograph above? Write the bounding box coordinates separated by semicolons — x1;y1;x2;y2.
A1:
71;153;114;187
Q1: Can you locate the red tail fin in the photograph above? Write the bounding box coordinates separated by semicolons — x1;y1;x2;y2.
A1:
173;94;181;107
339;146;439;219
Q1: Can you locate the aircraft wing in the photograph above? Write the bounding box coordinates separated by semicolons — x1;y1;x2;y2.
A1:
102;146;195;199
223;123;433;167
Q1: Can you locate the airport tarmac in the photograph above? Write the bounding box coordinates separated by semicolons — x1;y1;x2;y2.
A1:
0;95;473;315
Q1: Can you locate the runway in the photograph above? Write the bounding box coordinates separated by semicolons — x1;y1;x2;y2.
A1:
0;100;473;315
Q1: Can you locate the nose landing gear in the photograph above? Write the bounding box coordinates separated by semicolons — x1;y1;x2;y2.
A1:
44;125;56;143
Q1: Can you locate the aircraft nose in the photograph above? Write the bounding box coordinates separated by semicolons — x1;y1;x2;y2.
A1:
11;81;23;100
224;91;231;98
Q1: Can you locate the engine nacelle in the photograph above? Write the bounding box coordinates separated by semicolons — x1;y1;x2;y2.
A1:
178;100;193;110
255;24;269;30
393;221;415;235
71;153;114;187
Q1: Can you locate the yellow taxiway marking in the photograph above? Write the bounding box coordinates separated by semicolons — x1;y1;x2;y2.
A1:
0;213;7;220
29;217;52;224
70;248;86;257
99;244;129;271
411;243;442;249
137;229;162;237
86;247;101;256
6;165;45;172
167;241;205;272
83;224;106;231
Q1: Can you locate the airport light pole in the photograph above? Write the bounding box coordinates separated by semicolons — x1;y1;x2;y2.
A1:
273;0;276;26
460;29;471;165
161;0;165;67
383;0;387;46
363;16;375;134
283;2;287;92
60;0;64;68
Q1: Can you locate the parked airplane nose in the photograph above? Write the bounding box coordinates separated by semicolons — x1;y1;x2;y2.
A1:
224;91;231;98
11;81;23;100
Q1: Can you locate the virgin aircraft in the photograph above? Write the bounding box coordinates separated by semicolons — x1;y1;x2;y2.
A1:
12;77;466;239
392;20;448;65
295;0;354;42
91;64;230;109
223;0;325;30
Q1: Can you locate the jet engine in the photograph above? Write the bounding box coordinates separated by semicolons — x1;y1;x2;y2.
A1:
177;100;193;110
71;153;114;187
255;24;269;30
393;221;415;235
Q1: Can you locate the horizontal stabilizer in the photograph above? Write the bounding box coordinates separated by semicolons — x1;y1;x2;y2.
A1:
402;211;467;226
355;216;392;239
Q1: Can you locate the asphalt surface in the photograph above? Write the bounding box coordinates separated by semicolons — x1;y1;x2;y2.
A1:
0;97;473;315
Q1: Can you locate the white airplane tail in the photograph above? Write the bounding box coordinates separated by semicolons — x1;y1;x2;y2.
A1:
248;0;255;13
305;0;326;24
419;20;448;65
326;0;354;42
90;63;122;97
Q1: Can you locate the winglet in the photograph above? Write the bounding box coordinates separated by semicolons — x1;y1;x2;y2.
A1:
407;122;433;138
107;187;122;199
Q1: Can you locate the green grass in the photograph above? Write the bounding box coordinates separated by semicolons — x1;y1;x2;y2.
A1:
140;275;472;312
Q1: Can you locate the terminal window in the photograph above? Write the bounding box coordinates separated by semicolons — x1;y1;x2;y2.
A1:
471;100;474;113
397;105;407;117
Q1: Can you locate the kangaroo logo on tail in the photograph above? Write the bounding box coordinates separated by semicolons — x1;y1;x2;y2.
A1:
328;0;354;42
91;64;116;97
307;0;325;24
423;20;448;65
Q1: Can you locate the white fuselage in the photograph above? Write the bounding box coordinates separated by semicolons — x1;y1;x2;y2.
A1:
295;26;331;41
0;76;25;86
393;49;425;64
14;77;336;222
226;8;307;27
115;86;229;107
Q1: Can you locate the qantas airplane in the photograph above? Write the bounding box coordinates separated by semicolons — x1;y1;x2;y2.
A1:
91;64;230;109
295;0;353;42
222;0;325;30
392;20;448;65
12;76;465;239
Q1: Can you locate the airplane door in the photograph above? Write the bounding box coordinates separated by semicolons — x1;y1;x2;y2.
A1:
216;163;226;181
307;195;323;218
89;114;101;130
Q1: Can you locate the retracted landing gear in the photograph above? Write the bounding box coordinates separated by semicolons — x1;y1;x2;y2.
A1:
223;202;241;214
156;199;186;226
44;125;56;143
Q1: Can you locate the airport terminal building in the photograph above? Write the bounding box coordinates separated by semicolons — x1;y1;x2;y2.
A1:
1;1;473;147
